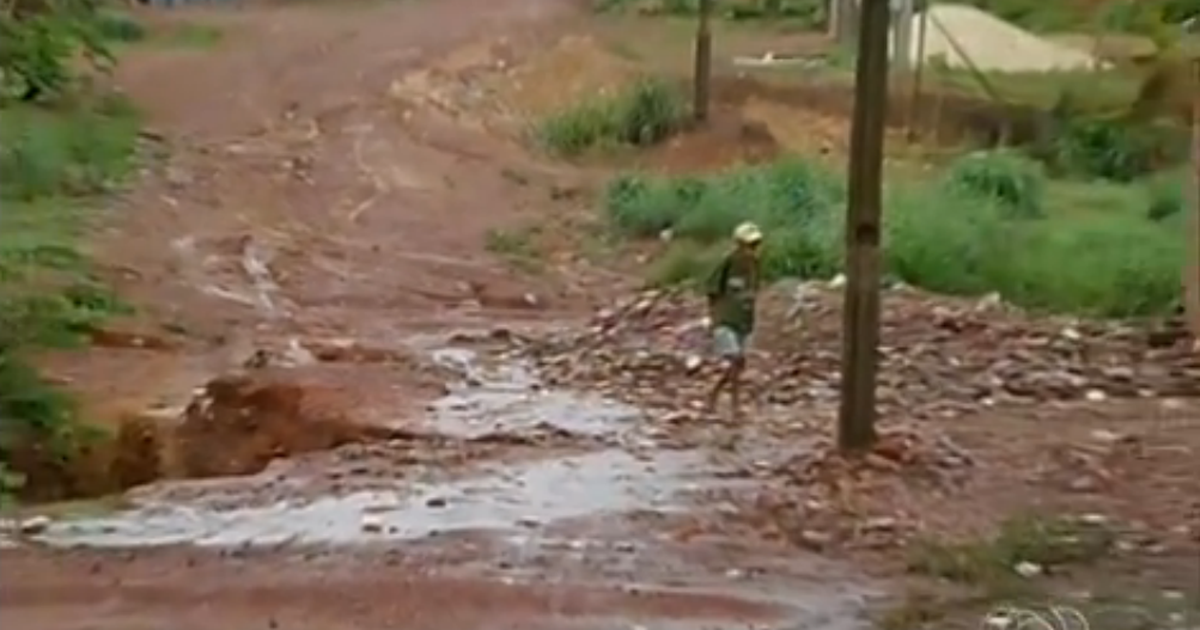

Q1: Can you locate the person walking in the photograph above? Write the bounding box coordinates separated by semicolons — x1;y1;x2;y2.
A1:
703;221;763;420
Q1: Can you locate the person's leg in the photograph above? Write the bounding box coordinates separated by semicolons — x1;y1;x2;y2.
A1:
727;334;747;419
706;326;738;413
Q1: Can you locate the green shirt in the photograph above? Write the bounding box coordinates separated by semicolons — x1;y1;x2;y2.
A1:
706;250;760;336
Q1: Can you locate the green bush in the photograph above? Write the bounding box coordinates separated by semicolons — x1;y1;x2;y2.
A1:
0;1;140;504
958;0;1079;31
594;0;826;24
984;213;1182;317
0;97;139;201
0;0;116;103
1143;168;1187;223
943;149;1047;220
95;10;148;43
1049;115;1188;183
647;239;724;288
606;157;844;240
605;156;1183;317
537;76;687;156
884;187;1005;296
0;98;138;502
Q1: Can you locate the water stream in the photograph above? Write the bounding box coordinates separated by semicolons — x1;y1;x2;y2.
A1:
27;345;707;549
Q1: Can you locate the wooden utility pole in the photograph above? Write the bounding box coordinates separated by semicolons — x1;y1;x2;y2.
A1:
905;2;930;140
1186;58;1200;349
837;0;890;453
892;0;914;78
693;0;714;123
831;0;858;46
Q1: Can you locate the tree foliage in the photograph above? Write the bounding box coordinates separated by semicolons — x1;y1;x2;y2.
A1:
0;0;114;103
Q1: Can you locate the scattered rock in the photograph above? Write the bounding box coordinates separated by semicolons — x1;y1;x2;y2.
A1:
1013;561;1043;577
19;516;52;535
360;514;385;533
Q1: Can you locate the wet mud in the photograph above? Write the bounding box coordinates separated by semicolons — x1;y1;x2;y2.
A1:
19;338;712;546
5;335;878;630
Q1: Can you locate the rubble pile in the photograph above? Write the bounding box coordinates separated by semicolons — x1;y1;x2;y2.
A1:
737;426;979;549
512;283;1200;420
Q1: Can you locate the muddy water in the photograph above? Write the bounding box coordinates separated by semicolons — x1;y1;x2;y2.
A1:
26;342;707;548
14;339;878;630
33;449;706;547
428;347;643;439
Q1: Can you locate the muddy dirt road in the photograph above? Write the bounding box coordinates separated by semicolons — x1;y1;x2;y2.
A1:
1;1;882;629
4;0;1199;628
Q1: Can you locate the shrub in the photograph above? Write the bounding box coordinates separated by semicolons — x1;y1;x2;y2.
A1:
606;157;844;242
1144;168;1187;223
1049;115;1188;183
0;97;138;501
983;213;1182;317
0;97;139;200
95;10;147;43
604;156;1183;317
647;240;723;288
0;0;116;103
537;76;687;156
942;149;1046;220
884;187;1006;296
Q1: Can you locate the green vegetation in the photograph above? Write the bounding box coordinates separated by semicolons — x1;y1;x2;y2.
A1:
536;76;689;156
906;515;1115;589
593;0;827;28
878;515;1116;629
1;1;142;502
881;514;1195;630
95;9;222;49
604;151;1184;318
942;149;1046;219
958;0;1198;34
484;225;546;273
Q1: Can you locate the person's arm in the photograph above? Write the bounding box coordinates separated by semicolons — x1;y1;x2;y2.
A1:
705;254;730;317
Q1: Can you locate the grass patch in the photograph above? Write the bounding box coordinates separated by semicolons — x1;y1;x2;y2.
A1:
0;97;140;502
154;22;224;48
485;226;545;274
881;513;1196;630
605;152;1184;318
906;515;1116;589
929;67;1142;113
536;76;689;157
942;149;1047;220
593;0;826;28
98;11;223;50
0;97;140;201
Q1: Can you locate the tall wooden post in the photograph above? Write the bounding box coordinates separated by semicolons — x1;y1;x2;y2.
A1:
832;0;859;46
837;0;890;452
693;0;714;123
905;2;930;140
892;0;914;78
1186;59;1200;349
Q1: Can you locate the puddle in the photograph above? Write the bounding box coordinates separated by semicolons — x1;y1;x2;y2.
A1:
21;340;704;549
427;347;642;439
31;449;705;548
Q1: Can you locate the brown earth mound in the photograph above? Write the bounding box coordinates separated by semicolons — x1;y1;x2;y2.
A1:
171;371;423;479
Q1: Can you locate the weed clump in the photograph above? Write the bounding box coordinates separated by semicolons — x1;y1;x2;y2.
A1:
1048;115;1188;182
907;514;1115;591
942;149;1046;220
0;42;139;500
603;155;1182;318
537;76;687;156
1143;168;1187;223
